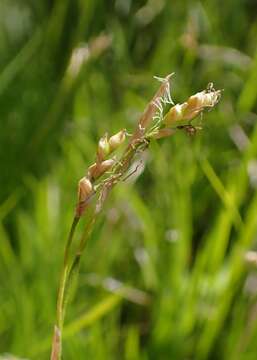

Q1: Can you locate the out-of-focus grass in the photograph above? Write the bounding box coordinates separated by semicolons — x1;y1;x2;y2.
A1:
1;0;257;359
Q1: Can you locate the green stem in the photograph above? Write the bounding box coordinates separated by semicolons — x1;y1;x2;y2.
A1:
63;215;96;311
51;215;80;360
57;216;80;328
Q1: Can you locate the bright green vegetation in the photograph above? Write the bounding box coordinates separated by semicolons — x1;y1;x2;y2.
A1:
1;1;257;359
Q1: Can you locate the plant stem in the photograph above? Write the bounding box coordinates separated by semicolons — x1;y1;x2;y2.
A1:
63;214;96;316
49;74;177;360
51;215;80;360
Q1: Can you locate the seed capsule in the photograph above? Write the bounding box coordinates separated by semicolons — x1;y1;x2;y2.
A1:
185;89;221;119
88;159;116;180
97;134;110;161
163;103;187;125
109;129;126;151
78;177;93;203
99;159;116;174
187;91;205;110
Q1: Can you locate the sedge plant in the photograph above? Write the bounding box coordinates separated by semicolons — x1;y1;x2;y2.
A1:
50;74;221;359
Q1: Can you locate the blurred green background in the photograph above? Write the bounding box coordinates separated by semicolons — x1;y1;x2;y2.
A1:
1;0;257;359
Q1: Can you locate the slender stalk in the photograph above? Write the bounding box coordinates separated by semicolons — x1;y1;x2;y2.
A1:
63;215;96;316
51;216;80;360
